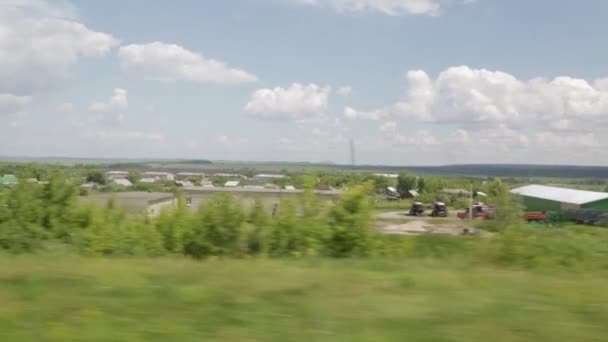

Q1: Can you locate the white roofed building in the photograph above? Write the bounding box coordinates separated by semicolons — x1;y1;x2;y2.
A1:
511;185;608;212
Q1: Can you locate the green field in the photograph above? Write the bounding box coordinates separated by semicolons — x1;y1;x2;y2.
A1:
1;256;607;341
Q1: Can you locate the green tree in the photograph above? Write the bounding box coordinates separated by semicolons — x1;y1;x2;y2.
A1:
86;171;106;185
485;178;523;231
417;177;427;194
397;173;417;198
183;194;245;258
326;185;374;257
127;170;142;184
245;199;271;255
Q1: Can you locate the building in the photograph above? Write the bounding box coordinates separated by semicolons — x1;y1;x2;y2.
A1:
213;173;246;178
143;171;175;181
176;172;205;180
0;174;18;186
224;180;240;187
201;180;214;188
139;177;157;184
511;185;608;212
112;178;133;187
79;192;176;217
251;174;286;182
81;182;100;189
175;180;194;187
106;171;129;179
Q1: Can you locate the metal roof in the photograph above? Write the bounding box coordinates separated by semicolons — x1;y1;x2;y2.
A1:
510;185;608;205
0;174;18;185
112;179;133;187
224;180;240;187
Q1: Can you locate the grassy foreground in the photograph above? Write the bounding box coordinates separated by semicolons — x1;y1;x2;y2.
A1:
0;257;607;341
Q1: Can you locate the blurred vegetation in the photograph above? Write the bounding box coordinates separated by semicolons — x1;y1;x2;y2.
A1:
1;257;608;341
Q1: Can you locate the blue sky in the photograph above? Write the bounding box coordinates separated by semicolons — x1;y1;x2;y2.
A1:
2;0;608;165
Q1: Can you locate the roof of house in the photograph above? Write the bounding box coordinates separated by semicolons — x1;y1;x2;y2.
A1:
510;185;608;205
284;185;296;190
106;170;128;175
112;178;133;187
387;186;398;193
0;174;18;184
139;177;157;183
408;190;420;197
177;172;205;176
224;180;240;187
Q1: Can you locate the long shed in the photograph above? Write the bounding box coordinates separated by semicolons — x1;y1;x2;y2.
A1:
510;185;608;212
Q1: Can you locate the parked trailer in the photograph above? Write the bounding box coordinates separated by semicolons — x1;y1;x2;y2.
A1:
524;211;548;222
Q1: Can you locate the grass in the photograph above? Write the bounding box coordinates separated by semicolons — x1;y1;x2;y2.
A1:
0;256;607;341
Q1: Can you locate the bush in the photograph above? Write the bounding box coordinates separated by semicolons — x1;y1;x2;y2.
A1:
327;185;374;257
183;194;245;258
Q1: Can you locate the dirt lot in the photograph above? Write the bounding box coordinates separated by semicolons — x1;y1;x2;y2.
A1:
374;211;485;236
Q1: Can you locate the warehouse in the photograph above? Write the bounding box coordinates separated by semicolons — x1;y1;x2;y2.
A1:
510;185;608;212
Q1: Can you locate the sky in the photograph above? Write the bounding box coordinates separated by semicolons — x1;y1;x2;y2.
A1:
1;0;608;166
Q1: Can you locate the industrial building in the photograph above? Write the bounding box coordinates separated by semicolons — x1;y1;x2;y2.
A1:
511;185;608;212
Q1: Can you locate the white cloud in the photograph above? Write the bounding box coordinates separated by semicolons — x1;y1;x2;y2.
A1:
312;127;330;137
291;0;441;16
0;0;119;93
0;93;31;116
53;102;74;113
337;85;352;96
277;137;294;145
379;120;397;132
346;66;608;132
88;88;128;113
245;83;330;120
393;130;439;146
344;106;385;120
87;88;128;126
118;42;257;84
217;135;249;147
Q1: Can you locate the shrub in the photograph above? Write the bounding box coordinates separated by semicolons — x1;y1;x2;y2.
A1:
183;194;245;258
327;185;374;257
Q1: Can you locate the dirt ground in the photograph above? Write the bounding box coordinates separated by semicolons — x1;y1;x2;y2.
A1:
374;211;486;236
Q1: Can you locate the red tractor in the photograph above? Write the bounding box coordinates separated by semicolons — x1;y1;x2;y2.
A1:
458;203;494;220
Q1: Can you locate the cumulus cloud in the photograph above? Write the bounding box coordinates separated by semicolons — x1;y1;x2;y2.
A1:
118;42;257;84
0;94;31;116
337;85;353;96
245;83;330;120
290;0;441;16
0;0;119;93
88;88;128;113
379;120;397;132
88;88;128;125
346;66;608;131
